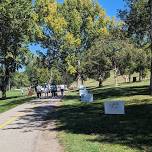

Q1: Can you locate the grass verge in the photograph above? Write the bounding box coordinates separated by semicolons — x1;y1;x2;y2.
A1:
54;80;152;152
0;90;36;113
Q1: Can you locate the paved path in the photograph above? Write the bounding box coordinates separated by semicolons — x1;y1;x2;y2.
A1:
0;98;63;152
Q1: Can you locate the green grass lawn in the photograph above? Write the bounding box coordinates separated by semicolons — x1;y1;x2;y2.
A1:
51;79;152;152
0;89;36;113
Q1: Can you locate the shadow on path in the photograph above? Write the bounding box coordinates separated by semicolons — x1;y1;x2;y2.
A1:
3;100;57;132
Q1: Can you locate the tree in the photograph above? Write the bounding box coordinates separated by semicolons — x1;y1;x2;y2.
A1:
35;0;110;87
133;49;149;81
62;0;111;86
11;72;30;89
84;38;111;87
0;0;36;98
119;0;152;93
112;40;136;83
25;54;50;85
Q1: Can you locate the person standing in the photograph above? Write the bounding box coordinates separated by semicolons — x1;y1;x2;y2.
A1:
60;84;65;97
44;83;49;98
36;85;42;98
51;82;57;98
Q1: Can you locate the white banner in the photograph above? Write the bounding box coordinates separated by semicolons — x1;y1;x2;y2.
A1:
104;101;125;114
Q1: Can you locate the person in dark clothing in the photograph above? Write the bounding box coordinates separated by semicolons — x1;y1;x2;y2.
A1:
36;85;42;98
51;82;57;98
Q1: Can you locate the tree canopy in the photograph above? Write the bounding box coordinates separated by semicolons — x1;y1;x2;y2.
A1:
0;0;42;98
0;0;151;98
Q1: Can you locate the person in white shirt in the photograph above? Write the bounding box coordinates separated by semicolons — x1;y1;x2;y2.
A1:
44;84;49;97
60;84;65;97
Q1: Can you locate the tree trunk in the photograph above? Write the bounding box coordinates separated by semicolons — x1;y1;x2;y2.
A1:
141;70;145;80
150;51;152;94
81;78;84;85
77;73;82;88
129;74;131;83
77;59;83;88
8;78;11;91
98;75;103;87
1;65;10;99
114;66;118;86
1;76;9;99
139;71;142;82
149;0;152;95
115;76;118;86
99;79;102;87
65;71;68;85
150;46;152;94
1;87;6;99
122;75;128;83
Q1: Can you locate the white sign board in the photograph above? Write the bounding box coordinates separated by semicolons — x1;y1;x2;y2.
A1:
104;101;125;114
81;93;93;102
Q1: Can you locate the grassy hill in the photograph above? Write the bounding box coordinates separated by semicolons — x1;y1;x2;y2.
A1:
83;71;150;88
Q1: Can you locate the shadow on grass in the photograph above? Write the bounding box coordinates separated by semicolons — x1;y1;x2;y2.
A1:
0;96;36;106
89;85;149;100
50;101;152;151
49;85;152;151
63;94;79;102
0;96;22;100
0;96;36;113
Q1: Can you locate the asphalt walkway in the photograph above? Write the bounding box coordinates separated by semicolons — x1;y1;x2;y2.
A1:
0;98;63;152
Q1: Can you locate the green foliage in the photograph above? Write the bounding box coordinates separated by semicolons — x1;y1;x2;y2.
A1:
60;0;111;76
84;38;112;84
118;0;151;88
34;0;111;82
26;65;51;85
34;0;150;86
119;0;150;45
51;67;62;83
25;53;63;85
0;0;150;95
0;0;36;98
11;72;30;88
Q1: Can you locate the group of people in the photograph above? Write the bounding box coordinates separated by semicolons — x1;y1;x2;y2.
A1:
36;83;65;98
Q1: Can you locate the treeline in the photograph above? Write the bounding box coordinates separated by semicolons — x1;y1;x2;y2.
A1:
0;0;151;98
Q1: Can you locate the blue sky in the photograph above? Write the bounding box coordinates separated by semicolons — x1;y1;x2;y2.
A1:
57;0;125;17
29;0;125;54
99;0;125;17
